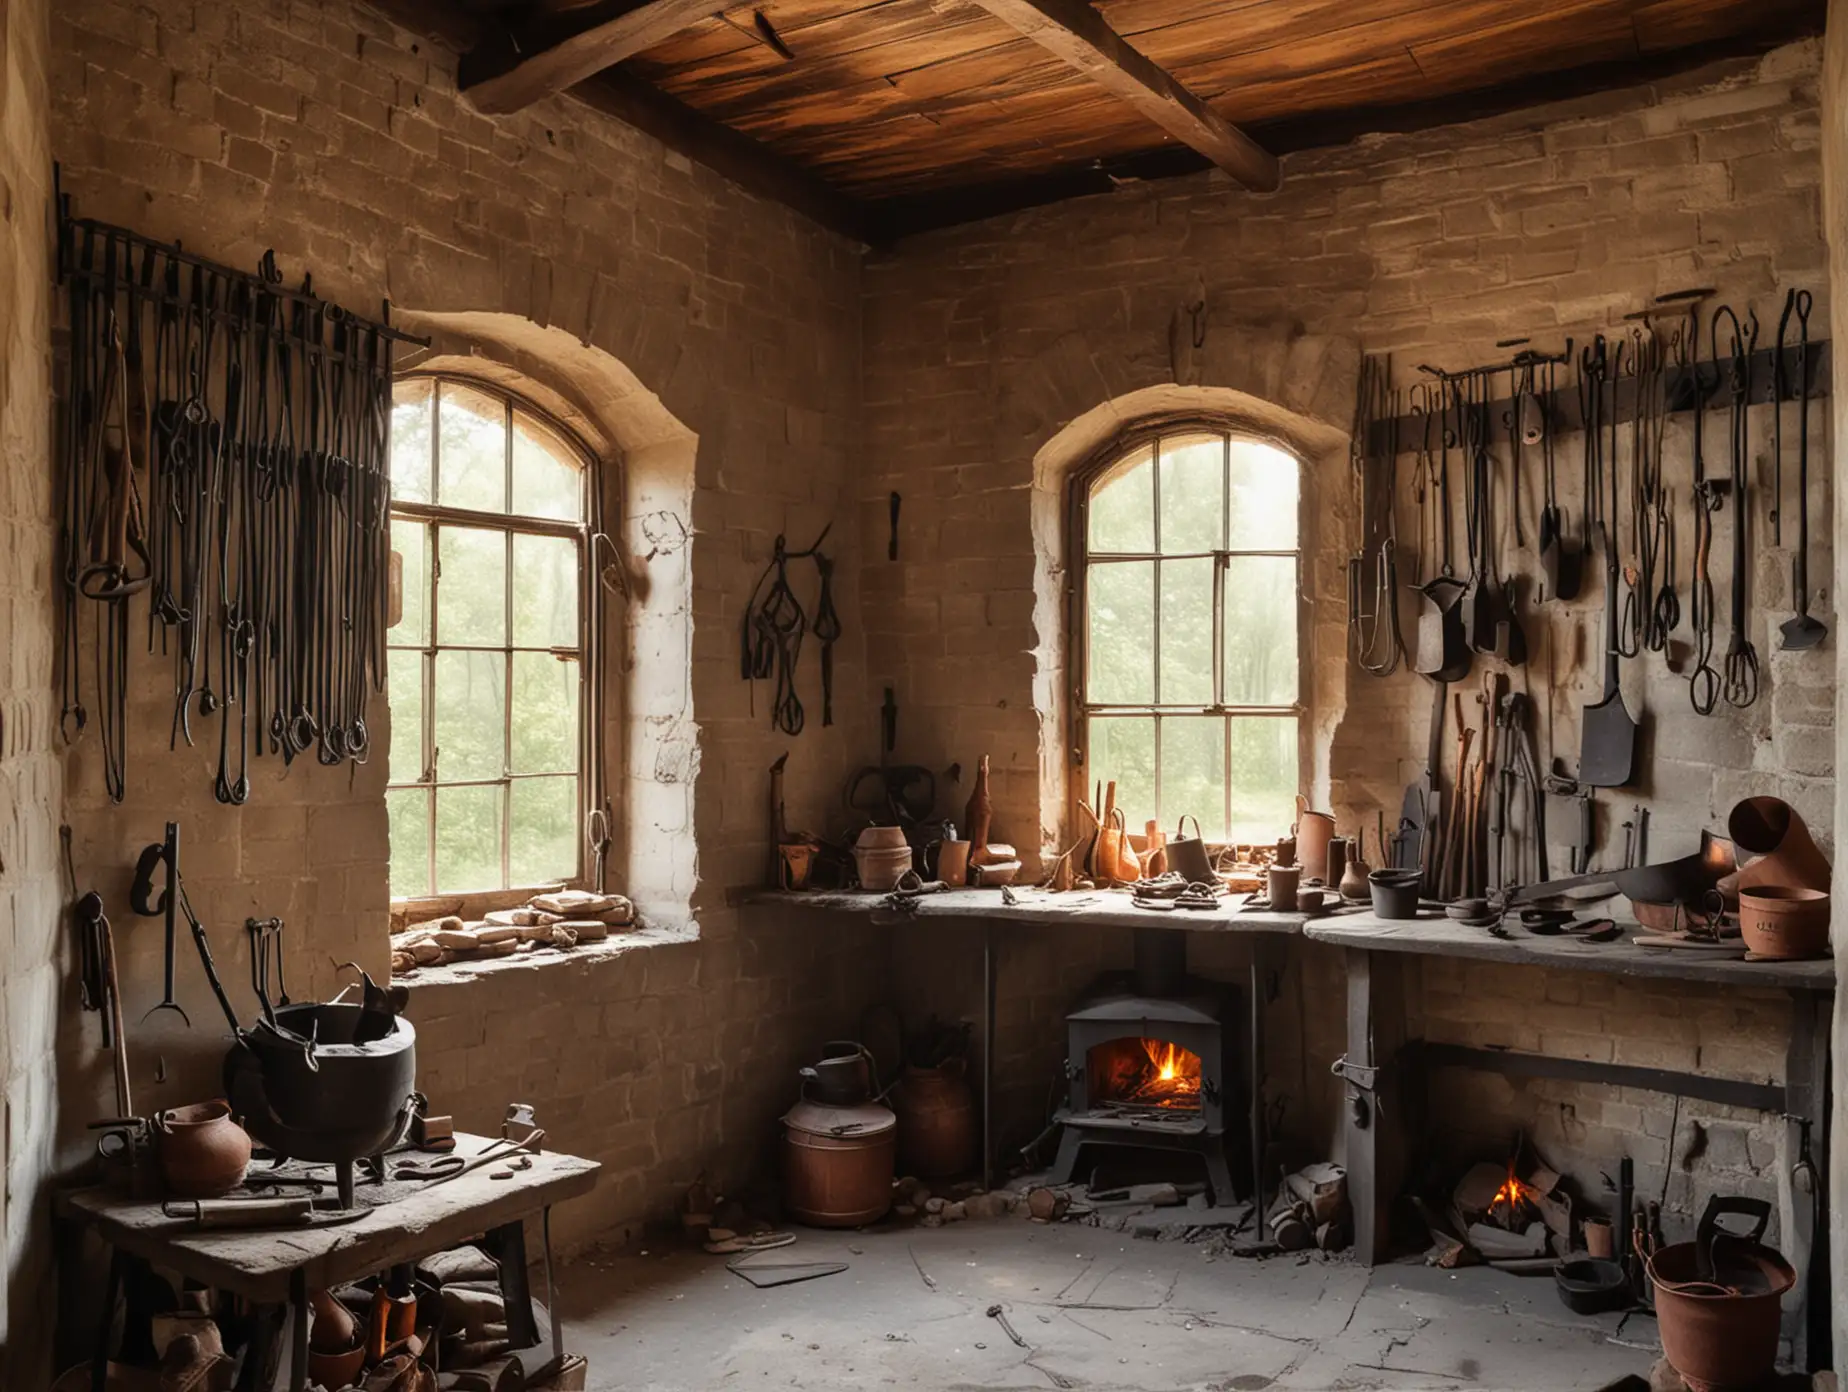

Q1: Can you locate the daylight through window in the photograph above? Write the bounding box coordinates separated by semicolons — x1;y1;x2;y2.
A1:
386;377;591;898
1078;430;1302;844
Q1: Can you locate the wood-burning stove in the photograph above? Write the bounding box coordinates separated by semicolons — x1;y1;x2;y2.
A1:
1048;927;1247;1203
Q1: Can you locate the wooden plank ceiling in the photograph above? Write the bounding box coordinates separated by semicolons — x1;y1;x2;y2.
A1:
454;0;1823;238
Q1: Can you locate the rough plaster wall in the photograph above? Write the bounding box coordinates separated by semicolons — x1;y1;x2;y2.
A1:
1823;0;1848;1362
49;0;880;1247
865;47;1829;1228
0;0;60;1379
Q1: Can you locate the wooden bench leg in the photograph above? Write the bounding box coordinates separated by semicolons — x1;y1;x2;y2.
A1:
1340;947;1406;1266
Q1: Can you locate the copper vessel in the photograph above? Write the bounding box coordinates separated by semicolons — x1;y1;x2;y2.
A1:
782;1099;895;1227
893;1062;975;1178
1728;795;1831;893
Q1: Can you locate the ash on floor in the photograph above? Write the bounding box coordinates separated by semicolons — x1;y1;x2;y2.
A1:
553;1216;1663;1390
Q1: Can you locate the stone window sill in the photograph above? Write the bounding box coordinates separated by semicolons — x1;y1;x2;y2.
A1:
394;921;695;993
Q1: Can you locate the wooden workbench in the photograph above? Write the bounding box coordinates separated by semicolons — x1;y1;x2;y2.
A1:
58;1133;599;1390
748;884;1306;1204
1305;907;1834;1372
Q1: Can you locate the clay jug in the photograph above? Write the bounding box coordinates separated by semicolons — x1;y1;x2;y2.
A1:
1295;796;1336;882
1341;831;1372;902
936;838;971;887
156;1100;251;1198
893;1060;976;1178
1324;836;1348;892
965;755;994;863
1729;796;1832;893
1143;821;1168;878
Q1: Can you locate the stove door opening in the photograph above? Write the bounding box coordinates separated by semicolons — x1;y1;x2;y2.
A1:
1088;1036;1204;1115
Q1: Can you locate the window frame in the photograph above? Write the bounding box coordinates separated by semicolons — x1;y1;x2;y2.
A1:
386;372;599;902
1067;416;1307;846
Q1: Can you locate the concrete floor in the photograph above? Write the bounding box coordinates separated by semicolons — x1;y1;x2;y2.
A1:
555;1219;1662;1391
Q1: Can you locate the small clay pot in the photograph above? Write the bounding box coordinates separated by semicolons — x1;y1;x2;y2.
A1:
307;1342;365;1390
156;1100;251;1199
1266;863;1300;907
1295;887;1331;915
854;828;914;892
1583;1217;1614;1260
1324;837;1348;892
936;839;971;887
1738;886;1830;960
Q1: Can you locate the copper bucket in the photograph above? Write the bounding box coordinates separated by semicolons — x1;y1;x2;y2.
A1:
1648;1197;1794;1392
782;1099;895;1227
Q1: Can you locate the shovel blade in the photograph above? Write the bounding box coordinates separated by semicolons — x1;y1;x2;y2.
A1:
1579;694;1638;788
1779;613;1828;650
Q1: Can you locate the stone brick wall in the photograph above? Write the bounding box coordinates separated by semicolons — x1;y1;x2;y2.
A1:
0;0;63;1379
861;45;1830;1235
48;0;879;1250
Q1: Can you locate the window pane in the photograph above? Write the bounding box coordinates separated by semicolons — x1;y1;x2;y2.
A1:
1088;445;1153;554
510;776;577;886
390;378;433;505
1160;715;1227;844
435;783;503;893
387;787;430;898
1158;558;1214;706
1087;716;1154;832
1159;435;1223;554
512;651;579;774
1087;560;1153;704
1224;556;1297;706
1228;716;1298;845
437;382;507;513
437;526;507;646
512;534;579;650
433;650;505;782
1228;439;1299;551
390;517;429;645
512;411;583;522
387;649;424;784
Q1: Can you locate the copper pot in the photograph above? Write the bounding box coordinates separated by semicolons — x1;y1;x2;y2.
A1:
893;1061;975;1178
782;1099;895;1227
156;1101;251;1199
1728;796;1831;894
1649;1198;1794;1392
1294;800;1335;882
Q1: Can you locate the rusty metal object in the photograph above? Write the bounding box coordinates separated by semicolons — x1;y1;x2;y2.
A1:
782;1099;895;1228
1649;1197;1794;1392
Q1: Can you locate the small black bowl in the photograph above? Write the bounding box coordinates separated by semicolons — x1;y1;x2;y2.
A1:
1555;1257;1630;1315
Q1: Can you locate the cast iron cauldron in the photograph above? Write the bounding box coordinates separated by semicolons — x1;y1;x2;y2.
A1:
224;1003;416;1204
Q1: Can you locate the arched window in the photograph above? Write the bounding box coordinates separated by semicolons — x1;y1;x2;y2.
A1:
385;376;594;898
1074;427;1302;845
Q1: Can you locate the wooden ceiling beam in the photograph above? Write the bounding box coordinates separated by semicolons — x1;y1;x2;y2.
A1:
460;0;722;114
961;0;1278;191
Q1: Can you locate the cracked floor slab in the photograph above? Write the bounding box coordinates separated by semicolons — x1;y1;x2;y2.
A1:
554;1221;1656;1390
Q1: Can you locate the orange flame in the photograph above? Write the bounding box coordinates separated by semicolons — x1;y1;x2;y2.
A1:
1133;1039;1201;1106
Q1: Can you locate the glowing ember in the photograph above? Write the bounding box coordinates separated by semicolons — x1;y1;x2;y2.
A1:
1087;1036;1205;1110
1486;1159;1544;1230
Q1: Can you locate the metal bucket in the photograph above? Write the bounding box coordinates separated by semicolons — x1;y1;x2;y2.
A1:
782;1099;895;1227
1648;1198;1794;1392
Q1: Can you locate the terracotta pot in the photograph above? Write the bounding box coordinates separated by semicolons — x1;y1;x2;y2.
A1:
1583;1218;1614;1260
1295;801;1336;882
854;828;913;892
1296;887;1332;915
1728;795;1831;894
936;839;971;887
1340;839;1372;902
783;1100;895;1227
307;1343;365;1390
1737;886;1830;960
893;1061;976;1178
1142;821;1168;878
156;1101;251;1199
1266;864;1300;907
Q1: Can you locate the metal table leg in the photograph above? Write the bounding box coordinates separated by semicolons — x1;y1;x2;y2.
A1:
1248;941;1269;1208
93;1247;126;1392
983;922;996;1192
543;1205;565;1360
289;1270;308;1392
